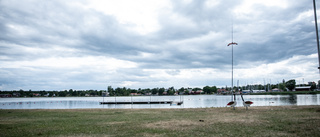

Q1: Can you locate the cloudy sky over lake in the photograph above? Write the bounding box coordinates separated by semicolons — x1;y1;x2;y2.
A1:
1;0;319;90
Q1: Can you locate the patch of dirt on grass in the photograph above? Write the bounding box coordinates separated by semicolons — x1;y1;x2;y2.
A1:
213;116;261;124
96;121;127;126
0;117;35;125
138;132;167;137
145;119;204;130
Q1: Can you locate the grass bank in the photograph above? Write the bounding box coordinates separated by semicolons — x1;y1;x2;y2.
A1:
1;106;320;137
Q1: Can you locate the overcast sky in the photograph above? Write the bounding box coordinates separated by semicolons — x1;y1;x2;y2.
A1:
0;0;319;90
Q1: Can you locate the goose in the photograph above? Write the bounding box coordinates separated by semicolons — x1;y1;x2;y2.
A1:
227;100;237;107
227;94;237;109
241;94;253;110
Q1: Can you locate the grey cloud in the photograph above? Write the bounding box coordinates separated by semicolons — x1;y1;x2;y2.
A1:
232;2;317;66
0;0;318;90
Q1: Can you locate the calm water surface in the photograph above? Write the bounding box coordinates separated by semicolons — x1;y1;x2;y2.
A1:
0;94;319;109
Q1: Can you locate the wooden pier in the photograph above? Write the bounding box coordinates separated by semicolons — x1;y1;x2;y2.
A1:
100;101;183;105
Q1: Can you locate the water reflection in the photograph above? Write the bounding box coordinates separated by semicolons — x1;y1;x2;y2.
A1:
288;95;297;104
0;94;319;109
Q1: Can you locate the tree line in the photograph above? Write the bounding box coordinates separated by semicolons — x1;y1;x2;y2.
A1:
0;86;218;97
0;79;318;97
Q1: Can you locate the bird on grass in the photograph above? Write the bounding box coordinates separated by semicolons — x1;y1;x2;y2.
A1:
227;94;237;110
241;93;253;110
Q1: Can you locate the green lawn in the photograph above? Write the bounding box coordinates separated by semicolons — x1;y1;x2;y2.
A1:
1;106;320;137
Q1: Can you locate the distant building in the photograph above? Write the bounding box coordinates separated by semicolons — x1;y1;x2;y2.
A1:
217;89;229;94
44;93;50;97
241;90;252;94
0;94;12;98
12;92;20;97
102;92;109;97
272;88;280;92
130;93;141;96
189;90;203;95
294;86;311;91
33;93;41;97
308;82;316;86
251;90;266;93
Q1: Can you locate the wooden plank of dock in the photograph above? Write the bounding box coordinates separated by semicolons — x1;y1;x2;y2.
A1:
100;101;183;105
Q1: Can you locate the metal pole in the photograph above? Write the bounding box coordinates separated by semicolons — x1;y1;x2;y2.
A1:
313;0;320;73
103;92;104;109
231;20;234;95
232;44;234;95
228;16;238;110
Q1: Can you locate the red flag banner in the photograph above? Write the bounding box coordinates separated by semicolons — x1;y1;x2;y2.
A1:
227;42;238;46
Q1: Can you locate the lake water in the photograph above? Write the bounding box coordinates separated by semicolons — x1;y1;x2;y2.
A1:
0;94;319;109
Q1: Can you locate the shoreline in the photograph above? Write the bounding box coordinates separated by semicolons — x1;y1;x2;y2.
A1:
1;104;319;110
0;92;319;98
1;91;319;98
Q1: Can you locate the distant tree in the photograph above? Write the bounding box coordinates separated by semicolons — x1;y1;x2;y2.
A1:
257;84;263;90
286;79;296;91
143;88;151;95
72;90;78;96
115;88;121;96
168;87;175;92
29;93;34;97
212;86;217;93
130;89;137;93
68;89;73;95
310;82;316;91
203;86;218;94
19;89;26;97
53;91;58;97
203;86;211;94
151;88;158;95
108;86;115;96
112;87;129;96
192;87;201;91
78;91;85;96
278;83;286;91
49;92;54;97
123;87;130;96
58;91;67;97
98;90;105;96
137;89;144;95
271;84;277;89
179;87;185;92
168;90;175;95
39;90;45;96
158;88;165;95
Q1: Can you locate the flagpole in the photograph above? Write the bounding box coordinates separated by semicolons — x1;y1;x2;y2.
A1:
232;17;234;93
227;20;238;110
313;0;320;74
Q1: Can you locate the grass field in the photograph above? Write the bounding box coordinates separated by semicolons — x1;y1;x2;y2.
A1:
1;106;320;137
